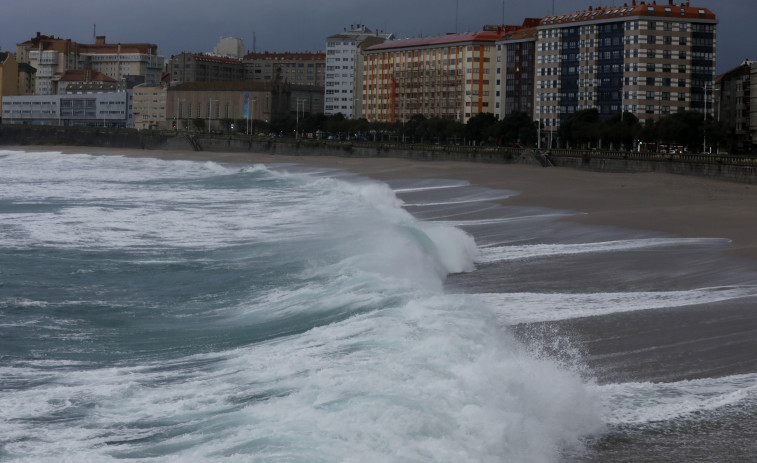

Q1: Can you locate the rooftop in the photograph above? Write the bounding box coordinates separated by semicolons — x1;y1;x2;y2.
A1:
539;1;716;27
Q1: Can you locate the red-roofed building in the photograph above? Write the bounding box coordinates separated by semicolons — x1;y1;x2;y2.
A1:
16;33;164;95
362;24;526;123
56;69;118;94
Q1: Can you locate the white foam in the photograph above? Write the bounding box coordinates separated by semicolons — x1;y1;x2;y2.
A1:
478;238;731;263
595;373;757;425
476;286;757;324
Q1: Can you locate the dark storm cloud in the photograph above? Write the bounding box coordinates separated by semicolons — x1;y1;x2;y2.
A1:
1;0;754;72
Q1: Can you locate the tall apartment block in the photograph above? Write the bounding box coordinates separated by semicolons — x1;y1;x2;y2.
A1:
535;1;717;131
495;24;539;119
325;25;394;118
244;52;326;87
362;24;535;124
715;60;756;153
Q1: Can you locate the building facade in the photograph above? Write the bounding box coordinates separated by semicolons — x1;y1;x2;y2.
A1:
168;53;245;84
56;70;118;94
0;52;19;110
535;1;717;134
362;26;519;123
244;52;325;86
715;60;755;153
325;25;394;118
16;33;164;95
132;83;168;130
166;81;324;132
213;37;246;59
2;92;129;127
495;25;538;119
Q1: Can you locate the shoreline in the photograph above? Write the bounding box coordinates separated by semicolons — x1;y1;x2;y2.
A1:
9;144;757;259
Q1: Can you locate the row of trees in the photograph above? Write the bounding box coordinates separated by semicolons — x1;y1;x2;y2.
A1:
182;108;727;153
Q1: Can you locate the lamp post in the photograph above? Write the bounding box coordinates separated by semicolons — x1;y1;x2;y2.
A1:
702;83;711;154
295;97;305;139
207;98;217;133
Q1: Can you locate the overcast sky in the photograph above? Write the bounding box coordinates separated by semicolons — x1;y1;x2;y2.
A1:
1;0;753;73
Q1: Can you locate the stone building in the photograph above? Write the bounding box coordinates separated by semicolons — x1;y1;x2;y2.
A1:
244;52;325;87
167;53;245;84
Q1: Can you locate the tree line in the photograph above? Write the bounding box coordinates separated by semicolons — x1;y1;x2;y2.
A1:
184;107;730;153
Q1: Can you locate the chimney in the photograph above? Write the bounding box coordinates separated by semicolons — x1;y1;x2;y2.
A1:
669;0;673;5
95;35;106;45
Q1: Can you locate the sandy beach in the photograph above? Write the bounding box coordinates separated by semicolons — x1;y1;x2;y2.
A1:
35;144;757;260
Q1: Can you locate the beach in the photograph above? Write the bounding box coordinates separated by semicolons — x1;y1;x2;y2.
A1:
47;145;757;258
6;145;757;461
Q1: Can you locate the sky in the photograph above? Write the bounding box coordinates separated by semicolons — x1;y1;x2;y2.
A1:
1;0;754;73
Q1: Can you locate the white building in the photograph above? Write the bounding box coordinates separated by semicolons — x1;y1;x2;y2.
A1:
213;37;246;59
2;91;130;127
325;25;394;118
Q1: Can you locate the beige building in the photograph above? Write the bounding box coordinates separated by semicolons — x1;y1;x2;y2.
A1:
244;52;325;87
0;52;19;110
165;81;324;132
362;26;513;123
535;1;717;133
133;83;168;130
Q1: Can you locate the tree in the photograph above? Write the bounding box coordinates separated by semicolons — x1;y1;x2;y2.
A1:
498;111;537;146
559;109;602;148
465;112;498;144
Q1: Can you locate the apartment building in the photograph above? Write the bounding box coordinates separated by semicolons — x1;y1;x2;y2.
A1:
78;36;163;85
325;25;394;118
244;52;325;86
362;25;521;123
715;60;756;153
535;1;717;132
168;53;245;84
495;22;540;119
16;33;164;95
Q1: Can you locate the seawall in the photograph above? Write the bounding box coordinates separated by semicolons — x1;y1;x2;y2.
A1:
3;125;757;184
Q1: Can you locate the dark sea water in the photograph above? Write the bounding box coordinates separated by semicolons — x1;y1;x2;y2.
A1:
1;149;756;462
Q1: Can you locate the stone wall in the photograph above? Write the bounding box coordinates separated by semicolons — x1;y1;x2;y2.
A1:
2;125;757;183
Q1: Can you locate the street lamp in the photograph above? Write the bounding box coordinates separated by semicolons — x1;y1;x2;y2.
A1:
207;98;217;133
703;87;707;153
296;97;305;139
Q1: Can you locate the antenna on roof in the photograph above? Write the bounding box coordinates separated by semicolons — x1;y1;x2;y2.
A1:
456;0;459;33
93;24;96;44
552;0;555;15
